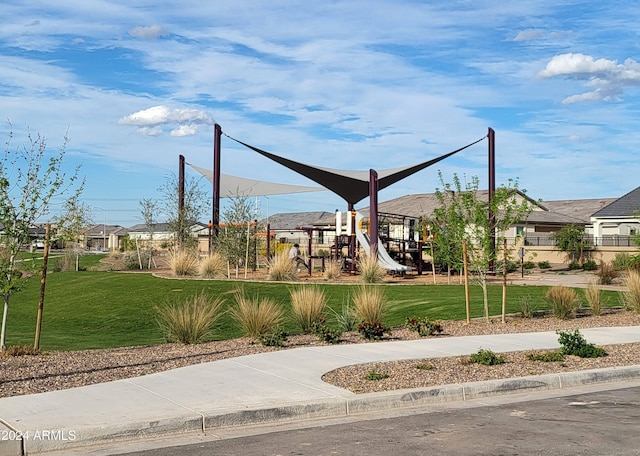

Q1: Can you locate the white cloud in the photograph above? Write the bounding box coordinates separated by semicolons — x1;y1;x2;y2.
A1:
129;24;168;39
539;53;640;103
513;29;543;41
118;105;214;136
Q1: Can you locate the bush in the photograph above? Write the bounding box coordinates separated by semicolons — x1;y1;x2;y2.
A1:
352;286;387;323
267;252;299;282
229;289;285;339
468;348;505;366
526;350;565;362
155;292;225;344
405;316;443;337
329;299;358;332
310;317;342;344
518;294;538;319
496;259;519;274
568;261;581;270
323;259;342;280
2;344;40;357
199;252;227;278
358;255;386;283
582;259;597;271
365;370;389;381
290;286;327;333
621;269;640;313
545;285;580;319
584;281;603;316
357;321;390;340
523;261;536;270
597;261;618;285
168;249;199;276
258;327;288;347
537;260;551;269
557;329;607;358
612;252;640;271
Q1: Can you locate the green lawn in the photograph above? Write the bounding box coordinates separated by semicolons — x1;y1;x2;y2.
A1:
4;270;622;351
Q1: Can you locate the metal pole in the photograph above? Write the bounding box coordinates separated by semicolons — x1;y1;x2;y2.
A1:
213;124;222;237
369;169;379;260
488;127;496;273
178;154;185;248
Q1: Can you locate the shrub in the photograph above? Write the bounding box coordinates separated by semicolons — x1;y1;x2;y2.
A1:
537;260;551;269
365;370;388;381
267;252;299;282
199;252;227;278
357;321;390;340
2;344;40;357
352;286;387;323
229;289;285;339
310;317;342;344
568;261;581;270
582;259;597;271
167;249;199;276
526;350;565;362
155;292;225;344
545;285;580;319
612;252;640;271
405;316;443;337
323;259;342;280
597;261;618;285
518;294;537;318
358;255;386;283
258;327;288;347
557;329;607;358
329;299;358;332
621;269;640;313
496;259;519;274
416;363;434;371
290;286;327;333
584;281;603;316
468;348;505;366
523;261;536;270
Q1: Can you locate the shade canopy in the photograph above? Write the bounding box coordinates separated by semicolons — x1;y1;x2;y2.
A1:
226;135;486;205
188;163;325;197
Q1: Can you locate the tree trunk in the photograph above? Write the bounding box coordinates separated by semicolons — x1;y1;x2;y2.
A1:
0;296;8;351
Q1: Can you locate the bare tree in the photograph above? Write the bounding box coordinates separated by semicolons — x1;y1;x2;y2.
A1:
55;192;91;271
159;174;208;250
0;124;82;351
139;198;160;268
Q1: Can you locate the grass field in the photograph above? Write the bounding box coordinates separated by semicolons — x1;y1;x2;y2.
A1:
4;266;623;351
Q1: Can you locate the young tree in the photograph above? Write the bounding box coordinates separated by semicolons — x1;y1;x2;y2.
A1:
139;198;160;268
433;173;533;321
552;223;590;266
159;174;208;250
215;194;257;276
55;191;91;271
0;126;82;351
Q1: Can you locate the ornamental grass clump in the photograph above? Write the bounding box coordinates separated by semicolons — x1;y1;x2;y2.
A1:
352;286;387;323
545;285;580;319
168;249;199;276
358;254;386;283
267;252;299;282
621;269;640;313
584;281;603;316
323;259;343;280
155;292;225;344
229;289;285;340
290;286;327;333
199;252;227;279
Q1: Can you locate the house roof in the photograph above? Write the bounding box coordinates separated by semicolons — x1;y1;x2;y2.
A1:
543;198;617;222
591;186;640;218
84;224;127;236
261;211;334;230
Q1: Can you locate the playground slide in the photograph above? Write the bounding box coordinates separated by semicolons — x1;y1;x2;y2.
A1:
354;212;413;273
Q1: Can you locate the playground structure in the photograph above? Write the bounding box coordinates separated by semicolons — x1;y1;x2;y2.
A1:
184;124;496;277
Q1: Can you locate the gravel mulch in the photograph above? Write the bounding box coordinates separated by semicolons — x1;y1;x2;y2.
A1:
2;310;640;398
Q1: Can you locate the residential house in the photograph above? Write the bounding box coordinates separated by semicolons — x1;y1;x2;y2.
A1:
83;224;128;251
590;186;640;247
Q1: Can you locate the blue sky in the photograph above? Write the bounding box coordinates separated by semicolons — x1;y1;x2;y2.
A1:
2;1;640;226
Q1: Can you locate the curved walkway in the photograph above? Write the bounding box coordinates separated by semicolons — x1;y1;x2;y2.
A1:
1;326;640;455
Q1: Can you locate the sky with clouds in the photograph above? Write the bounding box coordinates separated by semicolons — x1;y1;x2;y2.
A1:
2;1;639;226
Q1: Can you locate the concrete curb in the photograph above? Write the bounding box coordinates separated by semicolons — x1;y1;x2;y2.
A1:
14;365;640;455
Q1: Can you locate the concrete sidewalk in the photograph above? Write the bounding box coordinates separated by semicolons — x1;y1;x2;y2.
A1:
2;326;640;455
